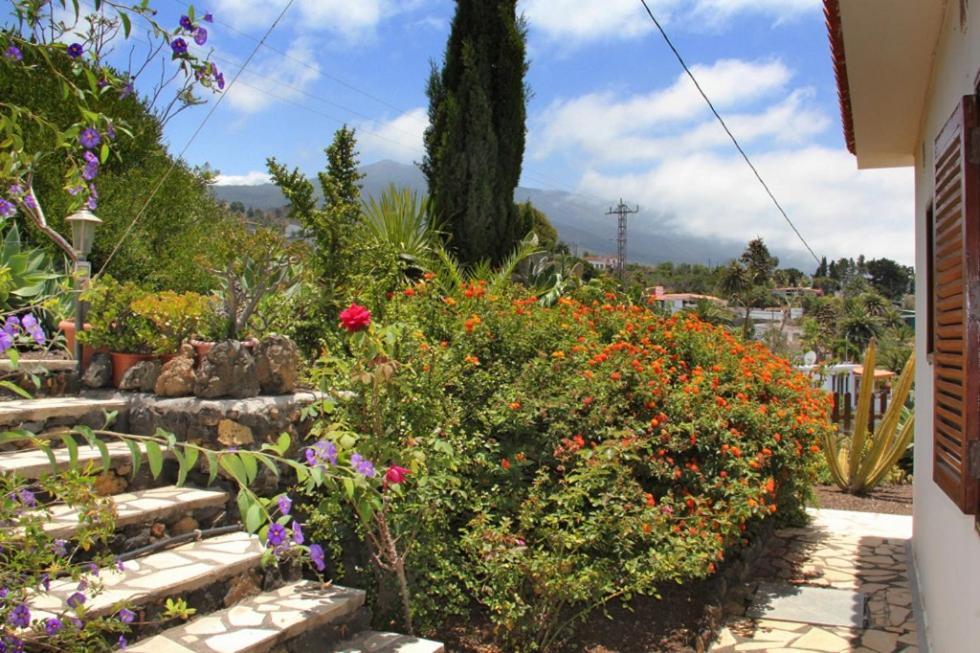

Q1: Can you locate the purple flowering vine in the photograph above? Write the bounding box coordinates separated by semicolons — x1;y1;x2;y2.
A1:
4;46;22;61
350;452;376;478
170;38;188;56
66;43;83;58
79;128;101;150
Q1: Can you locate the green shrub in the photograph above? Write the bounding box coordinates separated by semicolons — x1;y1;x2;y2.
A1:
305;283;832;649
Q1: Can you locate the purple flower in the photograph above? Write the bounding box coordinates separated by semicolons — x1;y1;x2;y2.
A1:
193;27;208;46
215;71;225;90
107;124;116;140
170;38;188;55
117;608;135;624
85;562;99;577
68;185;84;196
179;15;194;31
292;521;304;545
267;523;287;547
44;618;62;635
66;43;83;59
7;603;29;628
21;194;35;210
65;592;85;609
309;543;325;572
82;160;99;181
16;489;35;507
305;440;338;467
20;315;36;331
119;83;134;99
3;317;19;336
52;540;67;557
118;635;127;649
0;332;13;353
0;587;8;601
277;495;291;516
4;46;22;61
0;198;15;219
85;195;97;211
350;452;376;478
115;559;126;572
79;128;101;150
7;184;23;197
39;574;49;592
203;12;214;23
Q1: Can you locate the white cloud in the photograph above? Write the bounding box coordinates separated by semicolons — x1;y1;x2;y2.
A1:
579;148;915;265
534;59;793;159
211;0;389;37
214;171;271;185
521;0;818;44
355;108;428;163
531;56;915;265
222;39;320;113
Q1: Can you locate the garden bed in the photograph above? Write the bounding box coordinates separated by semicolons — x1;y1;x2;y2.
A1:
810;483;913;515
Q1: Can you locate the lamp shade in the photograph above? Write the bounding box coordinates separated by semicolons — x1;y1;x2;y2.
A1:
65;209;102;258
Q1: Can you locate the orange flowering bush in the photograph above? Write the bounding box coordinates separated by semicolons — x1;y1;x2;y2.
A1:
308;279;832;650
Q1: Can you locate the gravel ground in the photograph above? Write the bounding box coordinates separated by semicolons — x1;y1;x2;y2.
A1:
810;483;913;515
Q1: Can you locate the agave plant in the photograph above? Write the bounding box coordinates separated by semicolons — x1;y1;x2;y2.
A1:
0;224;63;312
433;233;541;295
821;340;915;494
361;185;440;281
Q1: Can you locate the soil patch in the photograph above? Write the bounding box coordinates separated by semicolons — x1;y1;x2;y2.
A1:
810;483;912;515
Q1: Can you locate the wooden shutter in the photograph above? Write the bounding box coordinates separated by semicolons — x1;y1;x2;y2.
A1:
932;95;980;514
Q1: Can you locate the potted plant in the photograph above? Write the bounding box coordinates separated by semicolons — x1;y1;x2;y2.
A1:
130;291;211;361
192;226;298;362
78;276;161;387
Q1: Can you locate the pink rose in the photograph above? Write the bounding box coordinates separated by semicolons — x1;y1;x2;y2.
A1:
339;303;371;333
385;465;410;485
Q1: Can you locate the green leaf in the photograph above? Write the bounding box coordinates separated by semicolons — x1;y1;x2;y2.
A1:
276;433;290;455
171;447;187;485
60;434;79;468
145;440;164;478
0;380;30;399
245;502;263;533
254;453;280;479
343;477;354;499
123;439;142;478
220;454;247;485
241;453;258;484
39;444;57;472
120;11;132;37
99;142;109;164
236;490;250;520
205;451;219;485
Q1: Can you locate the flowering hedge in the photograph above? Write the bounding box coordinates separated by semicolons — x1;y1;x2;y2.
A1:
306;281;832;650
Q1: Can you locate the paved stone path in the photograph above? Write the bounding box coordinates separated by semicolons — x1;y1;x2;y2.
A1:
712;508;919;653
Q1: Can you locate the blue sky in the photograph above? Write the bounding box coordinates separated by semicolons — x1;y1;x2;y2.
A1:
128;1;914;265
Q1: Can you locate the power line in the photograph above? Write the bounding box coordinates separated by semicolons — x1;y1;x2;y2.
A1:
636;0;822;266
172;0;405;115
97;0;297;276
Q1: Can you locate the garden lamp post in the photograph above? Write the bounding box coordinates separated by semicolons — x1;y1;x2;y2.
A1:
65;210;101;373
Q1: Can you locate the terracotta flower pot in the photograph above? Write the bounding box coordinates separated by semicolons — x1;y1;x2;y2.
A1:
110;352;159;389
58;320;96;368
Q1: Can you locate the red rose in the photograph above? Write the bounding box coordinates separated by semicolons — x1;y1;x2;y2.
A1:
339;303;371;332
385;465;410;485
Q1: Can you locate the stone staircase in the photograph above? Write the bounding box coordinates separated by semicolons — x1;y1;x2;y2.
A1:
0;394;443;653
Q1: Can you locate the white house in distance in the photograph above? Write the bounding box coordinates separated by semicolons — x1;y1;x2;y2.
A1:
648;286;727;315
584;255;619;272
825;1;980;650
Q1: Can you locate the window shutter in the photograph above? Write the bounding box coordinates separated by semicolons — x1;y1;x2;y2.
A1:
932;95;980;514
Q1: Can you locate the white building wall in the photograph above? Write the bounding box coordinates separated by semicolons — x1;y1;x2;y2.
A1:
912;4;980;651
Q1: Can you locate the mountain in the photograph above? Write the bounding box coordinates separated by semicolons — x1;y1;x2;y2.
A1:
212;160;805;268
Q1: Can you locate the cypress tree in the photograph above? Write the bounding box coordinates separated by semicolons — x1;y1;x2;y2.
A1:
422;0;529;266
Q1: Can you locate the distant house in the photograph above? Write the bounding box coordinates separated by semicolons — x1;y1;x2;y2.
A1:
649;287;726;315
584;255;618;271
772;286;822;301
825;1;980;649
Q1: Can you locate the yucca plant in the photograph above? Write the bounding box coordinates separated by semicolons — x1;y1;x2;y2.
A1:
822;340;915;494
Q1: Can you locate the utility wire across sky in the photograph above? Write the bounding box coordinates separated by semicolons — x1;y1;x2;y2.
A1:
637;0;823;266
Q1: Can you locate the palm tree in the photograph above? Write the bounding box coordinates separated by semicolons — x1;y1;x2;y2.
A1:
719;261;757;339
361;185;440;281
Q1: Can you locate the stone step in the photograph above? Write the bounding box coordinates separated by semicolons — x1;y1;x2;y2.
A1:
38;485;229;539
329;631;445;653
126;580;366;653
0;441;142;479
31;531;264;620
0;395;125;426
0;359;77;374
